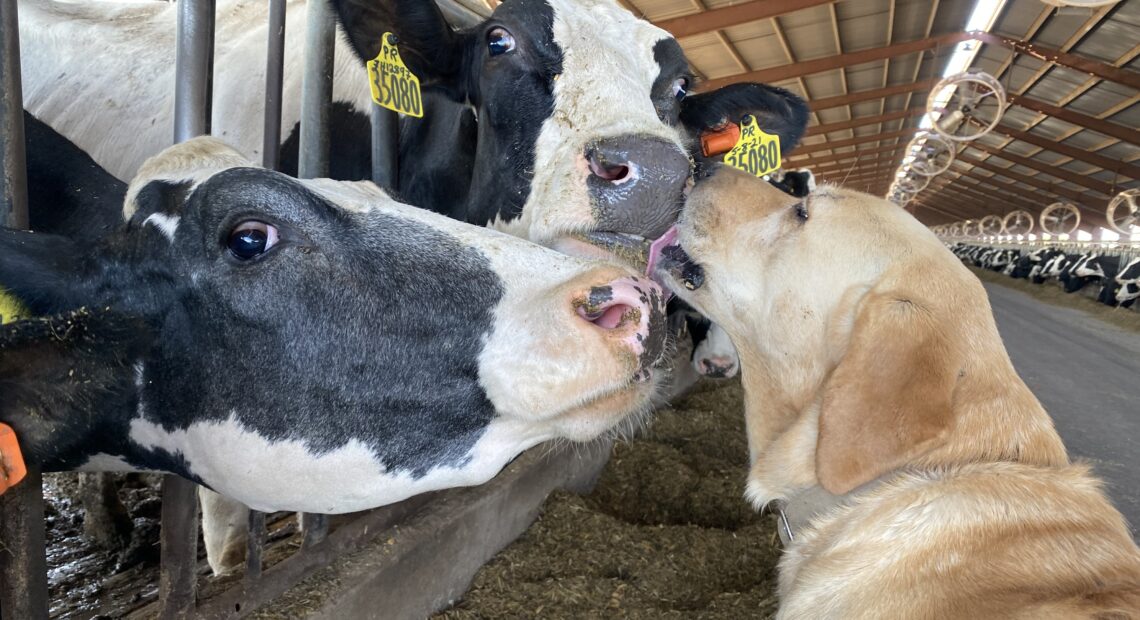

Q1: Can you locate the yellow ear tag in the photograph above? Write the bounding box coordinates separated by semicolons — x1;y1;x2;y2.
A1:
367;32;424;118
0;288;28;325
723;115;781;178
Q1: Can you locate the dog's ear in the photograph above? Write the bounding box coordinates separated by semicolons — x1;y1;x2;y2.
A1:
816;291;960;494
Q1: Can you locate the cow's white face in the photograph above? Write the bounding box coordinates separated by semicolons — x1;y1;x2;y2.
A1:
511;0;690;248
0;138;669;513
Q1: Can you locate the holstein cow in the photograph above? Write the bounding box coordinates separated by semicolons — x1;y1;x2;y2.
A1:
22;0;809;570
0;138;668;559
1113;257;1140;308
684;314;739;379
21;0;808;253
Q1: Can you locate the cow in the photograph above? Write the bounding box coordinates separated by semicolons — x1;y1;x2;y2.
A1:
1112;257;1140;308
21;0;809;255
1;138;668;556
683;314;739;379
21;0;810;571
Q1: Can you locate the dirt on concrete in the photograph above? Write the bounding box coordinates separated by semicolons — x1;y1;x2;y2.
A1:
436;379;782;619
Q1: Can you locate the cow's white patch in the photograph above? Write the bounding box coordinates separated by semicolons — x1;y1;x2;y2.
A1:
521;0;686;244
1074;255;1104;278
20;0;371;183
143;213;180;241
127;413;549;513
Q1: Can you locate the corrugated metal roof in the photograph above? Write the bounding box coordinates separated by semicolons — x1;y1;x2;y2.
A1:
475;0;1138;230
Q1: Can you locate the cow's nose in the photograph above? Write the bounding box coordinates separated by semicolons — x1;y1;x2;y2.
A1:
586;135;691;241
577;276;667;371
697;357;738;379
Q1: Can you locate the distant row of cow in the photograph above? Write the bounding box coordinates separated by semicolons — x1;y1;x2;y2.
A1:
952;244;1140;308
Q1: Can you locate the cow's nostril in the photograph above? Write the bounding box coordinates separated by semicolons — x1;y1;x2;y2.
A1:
578;303;635;329
588;153;637;184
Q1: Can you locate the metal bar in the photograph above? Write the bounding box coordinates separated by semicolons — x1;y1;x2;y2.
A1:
245;510;267;581
301;512;330;548
989;123;1140;181
173;0;216;141
158;477;200;619
295;0;336;547
161;0;216;616
298;0;335;179
701;32;972;91
0;0;27;229
370;104;399;191
1009;94;1140;147
656;0;835;39
261;0;287;170
972;31;1140;92
965;141;1115;196
805;108;924;137
0;469;49;619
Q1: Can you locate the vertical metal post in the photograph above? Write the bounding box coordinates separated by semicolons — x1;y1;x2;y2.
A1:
298;0;334;179
0;0;27;229
244;510;267;581
296;0;336;547
160;0;215;616
261;0;286;170
0;3;46;614
0;469;49;619
370;105;398;191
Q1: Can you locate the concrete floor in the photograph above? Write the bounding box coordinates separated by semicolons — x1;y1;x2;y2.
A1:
984;282;1140;537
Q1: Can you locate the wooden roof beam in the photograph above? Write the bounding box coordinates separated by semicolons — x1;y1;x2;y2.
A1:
972;31;1140;92
809;150;906;176
656;0;835;39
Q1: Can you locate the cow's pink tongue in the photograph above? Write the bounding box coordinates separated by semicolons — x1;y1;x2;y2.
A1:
645;225;678;280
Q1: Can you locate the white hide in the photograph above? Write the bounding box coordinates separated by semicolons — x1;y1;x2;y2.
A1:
512;0;687;245
19;0;370;182
128;413;544;513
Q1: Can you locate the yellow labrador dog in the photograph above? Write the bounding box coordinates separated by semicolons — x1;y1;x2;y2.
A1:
650;166;1140;618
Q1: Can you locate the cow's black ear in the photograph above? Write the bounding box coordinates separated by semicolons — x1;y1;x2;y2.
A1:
330;0;468;94
0;308;151;468
0;228;87;315
681;83;810;156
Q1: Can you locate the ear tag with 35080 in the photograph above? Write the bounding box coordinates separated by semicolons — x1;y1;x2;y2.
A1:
367;32;424;118
723;115;781;178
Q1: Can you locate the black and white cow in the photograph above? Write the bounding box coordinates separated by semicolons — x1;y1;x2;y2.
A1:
1113;257;1140;308
684;314;738;379
1;138;668;533
21;0;808;256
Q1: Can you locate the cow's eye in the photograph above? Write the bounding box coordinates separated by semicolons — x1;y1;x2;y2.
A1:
228;221;279;260
488;27;515;56
672;77;688;101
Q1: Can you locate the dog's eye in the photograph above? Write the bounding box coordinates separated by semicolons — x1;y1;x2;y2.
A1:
228;221;279;260
794;201;809;222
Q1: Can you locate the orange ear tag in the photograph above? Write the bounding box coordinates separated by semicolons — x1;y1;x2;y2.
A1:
0;423;28;494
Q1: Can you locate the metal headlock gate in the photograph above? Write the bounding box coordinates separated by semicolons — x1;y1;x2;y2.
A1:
0;0;566;617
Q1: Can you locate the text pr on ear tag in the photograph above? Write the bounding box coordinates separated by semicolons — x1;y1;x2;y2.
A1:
723;115;781;178
367;32;424;118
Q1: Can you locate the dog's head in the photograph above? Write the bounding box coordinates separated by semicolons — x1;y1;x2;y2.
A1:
652;166;1066;501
